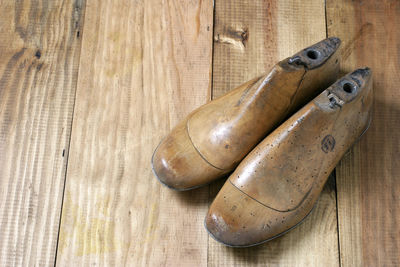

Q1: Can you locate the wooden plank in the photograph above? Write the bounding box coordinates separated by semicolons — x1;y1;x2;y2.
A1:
0;0;85;266
56;0;213;265
208;0;339;266
327;1;400;266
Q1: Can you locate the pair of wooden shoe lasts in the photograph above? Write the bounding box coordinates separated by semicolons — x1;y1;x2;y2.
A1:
151;37;373;247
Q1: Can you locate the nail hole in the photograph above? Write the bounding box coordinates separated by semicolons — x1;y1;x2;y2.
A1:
306;50;319;60
35;50;41;59
343;82;355;93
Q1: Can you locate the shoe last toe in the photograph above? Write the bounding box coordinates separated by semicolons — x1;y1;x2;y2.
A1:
205;181;309;247
152;120;226;190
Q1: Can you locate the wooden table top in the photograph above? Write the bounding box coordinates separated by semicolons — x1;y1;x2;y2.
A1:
0;0;399;266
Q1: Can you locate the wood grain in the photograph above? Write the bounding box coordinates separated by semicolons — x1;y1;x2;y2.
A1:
2;0;396;265
56;0;213;265
208;0;339;266
0;0;85;266
327;1;400;266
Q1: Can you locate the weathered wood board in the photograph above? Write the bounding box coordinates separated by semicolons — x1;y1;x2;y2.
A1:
208;1;339;266
327;0;400;266
56;0;213;266
0;0;85;266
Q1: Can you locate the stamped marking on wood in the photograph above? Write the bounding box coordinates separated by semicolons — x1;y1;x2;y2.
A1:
321;135;336;153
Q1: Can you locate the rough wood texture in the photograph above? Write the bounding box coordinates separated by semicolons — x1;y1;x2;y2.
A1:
208;0;339;265
2;0;398;265
0;0;85;266
56;0;213;265
327;1;400;266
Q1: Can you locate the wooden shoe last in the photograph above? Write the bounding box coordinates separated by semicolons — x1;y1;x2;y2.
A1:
205;68;373;247
152;38;341;190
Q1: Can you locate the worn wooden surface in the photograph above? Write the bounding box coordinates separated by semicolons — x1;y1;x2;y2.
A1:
209;1;339;266
0;0;85;266
0;0;399;266
327;1;400;266
55;0;213;266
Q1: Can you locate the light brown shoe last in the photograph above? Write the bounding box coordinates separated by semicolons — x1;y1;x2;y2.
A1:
152;37;341;190
205;68;373;247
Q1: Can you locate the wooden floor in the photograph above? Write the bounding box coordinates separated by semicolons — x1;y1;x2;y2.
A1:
0;0;399;266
